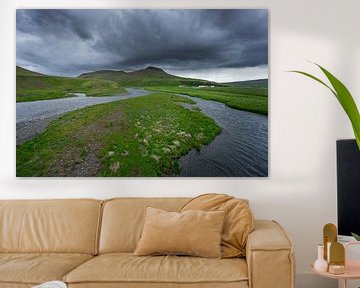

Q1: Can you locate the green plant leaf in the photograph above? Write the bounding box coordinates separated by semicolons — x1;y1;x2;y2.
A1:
290;64;360;150
316;65;360;145
289;70;337;98
351;232;360;241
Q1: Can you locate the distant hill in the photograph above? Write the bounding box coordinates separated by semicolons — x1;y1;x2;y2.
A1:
79;70;127;82
16;66;125;102
79;66;219;87
223;79;268;88
16;66;44;76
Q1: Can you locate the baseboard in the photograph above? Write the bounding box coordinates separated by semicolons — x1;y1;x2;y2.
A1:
296;273;337;288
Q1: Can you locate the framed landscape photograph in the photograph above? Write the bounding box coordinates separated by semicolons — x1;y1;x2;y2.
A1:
16;9;268;177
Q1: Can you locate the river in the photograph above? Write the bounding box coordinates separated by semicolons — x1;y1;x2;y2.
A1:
16;88;151;123
178;95;268;177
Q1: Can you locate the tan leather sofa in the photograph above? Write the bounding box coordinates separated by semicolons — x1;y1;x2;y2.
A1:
0;198;295;288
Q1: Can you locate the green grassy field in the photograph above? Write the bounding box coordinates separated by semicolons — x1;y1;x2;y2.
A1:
146;86;268;115
16;93;221;177
224;79;268;88
16;67;126;102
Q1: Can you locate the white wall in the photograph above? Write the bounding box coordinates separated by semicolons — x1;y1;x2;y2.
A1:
1;0;359;287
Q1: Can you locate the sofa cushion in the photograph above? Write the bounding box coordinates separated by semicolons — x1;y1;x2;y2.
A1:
64;253;248;285
0;199;102;254
134;207;225;258
181;194;254;258
0;253;93;285
99;198;190;253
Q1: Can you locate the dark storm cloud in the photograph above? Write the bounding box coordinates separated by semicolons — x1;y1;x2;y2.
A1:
16;9;268;76
17;10;94;40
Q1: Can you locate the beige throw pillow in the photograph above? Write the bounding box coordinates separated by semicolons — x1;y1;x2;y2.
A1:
134;207;225;258
181;194;255;258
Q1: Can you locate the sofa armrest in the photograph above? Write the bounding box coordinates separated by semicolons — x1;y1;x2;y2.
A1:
246;220;295;288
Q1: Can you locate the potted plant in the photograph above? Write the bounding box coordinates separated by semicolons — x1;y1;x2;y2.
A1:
291;63;360;241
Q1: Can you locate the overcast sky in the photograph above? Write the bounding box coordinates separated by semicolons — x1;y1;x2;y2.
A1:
16;9;268;82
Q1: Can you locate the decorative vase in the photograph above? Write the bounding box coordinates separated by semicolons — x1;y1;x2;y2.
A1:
314;244;328;272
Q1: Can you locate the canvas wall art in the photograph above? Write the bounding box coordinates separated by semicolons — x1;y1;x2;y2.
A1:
16;9;268;177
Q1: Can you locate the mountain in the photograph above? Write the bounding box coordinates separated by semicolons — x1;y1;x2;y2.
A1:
79;66;219;87
79;70;127;82
127;66;170;77
223;79;268;88
16;66;44;76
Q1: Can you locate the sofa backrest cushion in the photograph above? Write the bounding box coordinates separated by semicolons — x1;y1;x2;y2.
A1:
99;198;189;253
181;194;254;258
0;199;102;254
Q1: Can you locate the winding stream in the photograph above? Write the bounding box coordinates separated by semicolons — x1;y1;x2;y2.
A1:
178;95;268;177
16;88;151;123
